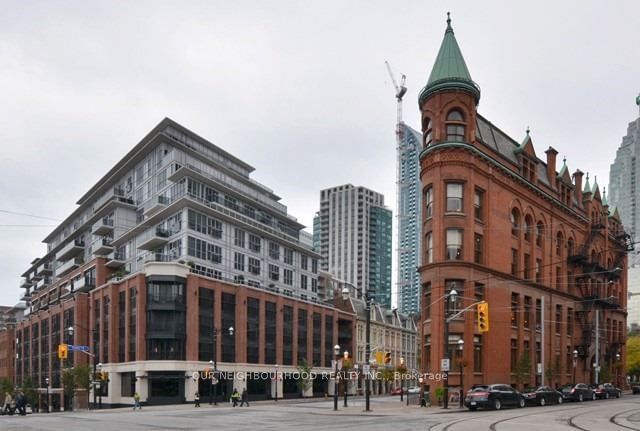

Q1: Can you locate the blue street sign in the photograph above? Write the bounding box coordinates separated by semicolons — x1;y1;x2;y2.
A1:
76;345;90;352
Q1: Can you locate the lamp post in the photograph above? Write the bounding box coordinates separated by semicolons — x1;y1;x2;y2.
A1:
97;362;103;409
443;288;458;409
45;377;49;413
208;360;214;405
343;350;349;407
419;376;425;407
458;339;464;407
274;364;279;402
211;326;233;405
341;284;372;412
616;353;621;387
400;357;405;403
572;349;578;383
333;344;340;411
66;325;98;410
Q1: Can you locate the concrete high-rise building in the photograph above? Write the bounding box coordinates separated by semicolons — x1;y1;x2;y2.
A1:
316;184;392;308
608;99;640;327
12;118;355;408
397;123;422;315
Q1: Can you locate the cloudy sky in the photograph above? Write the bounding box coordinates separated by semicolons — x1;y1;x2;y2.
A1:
1;0;639;306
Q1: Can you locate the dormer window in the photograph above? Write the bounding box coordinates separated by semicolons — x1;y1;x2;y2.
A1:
521;158;536;183
446;110;466;142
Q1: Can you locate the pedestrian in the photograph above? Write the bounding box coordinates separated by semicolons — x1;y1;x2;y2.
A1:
3;392;14;415
240;388;249;407
194;392;200;407
133;392;141;410
231;388;240;407
16;391;26;416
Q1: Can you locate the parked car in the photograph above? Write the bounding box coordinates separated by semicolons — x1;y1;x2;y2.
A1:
391;387;404;395
464;384;526;410
407;387;421;394
522;386;563;406
632;385;640;395
592;383;621;399
560;383;596;402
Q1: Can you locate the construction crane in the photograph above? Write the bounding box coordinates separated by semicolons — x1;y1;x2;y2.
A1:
386;61;412;313
385;61;407;129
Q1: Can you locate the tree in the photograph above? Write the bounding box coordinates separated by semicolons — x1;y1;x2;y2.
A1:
627;335;640;378
544;358;561;387
514;352;532;387
0;378;13;397
62;364;92;410
295;359;313;397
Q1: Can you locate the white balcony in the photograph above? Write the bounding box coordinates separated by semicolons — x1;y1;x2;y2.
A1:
57;257;84;276
92;217;114;236
106;251;126;268
72;276;95;292
138;227;171;250
57;238;85;261
35;277;51;290
19;277;32;289
93;237;114;256
35;262;53;276
145;195;170;218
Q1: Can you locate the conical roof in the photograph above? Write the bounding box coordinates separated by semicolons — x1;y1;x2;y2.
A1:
419;13;480;106
583;173;591;194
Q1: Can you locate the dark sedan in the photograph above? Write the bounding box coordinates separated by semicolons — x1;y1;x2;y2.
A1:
560;383;596;402
632;385;640;395
522;386;563;406
464;384;526;410
592;383;621;399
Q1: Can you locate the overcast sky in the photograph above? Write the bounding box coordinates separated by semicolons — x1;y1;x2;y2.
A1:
1;0;639;307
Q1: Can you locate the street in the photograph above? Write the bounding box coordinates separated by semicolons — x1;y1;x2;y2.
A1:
1;395;639;431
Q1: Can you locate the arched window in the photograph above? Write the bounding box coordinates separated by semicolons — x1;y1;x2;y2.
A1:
556;232;564;256
511;208;520;237
536;222;544;247
524;215;534;242
567;238;574;258
424;187;433;218
446;109;466;142
423;118;433;148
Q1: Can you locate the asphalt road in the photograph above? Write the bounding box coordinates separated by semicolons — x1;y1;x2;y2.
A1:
1;395;639;431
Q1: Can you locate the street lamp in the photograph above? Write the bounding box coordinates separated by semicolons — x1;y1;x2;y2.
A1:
458;339;464;407
616;352;621;386
66;325;98;410
44;377;49;413
274;364;279;402
97;362;103;409
333;344;340;411
443;288;458;409
400;357;405;402
572;349;578;383
343;350;349;407
341;284;372;412
211;326;234;405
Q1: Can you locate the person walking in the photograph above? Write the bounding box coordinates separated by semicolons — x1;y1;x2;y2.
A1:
15;392;26;416
194;392;200;407
231;388;240;407
133;392;141;410
240;388;249;407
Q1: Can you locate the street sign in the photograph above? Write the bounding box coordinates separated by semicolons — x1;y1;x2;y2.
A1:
537;363;542;374
363;365;371;374
441;358;450;372
75;345;90;352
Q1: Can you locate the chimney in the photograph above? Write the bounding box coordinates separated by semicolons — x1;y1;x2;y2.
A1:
545;147;558;188
573;170;584;206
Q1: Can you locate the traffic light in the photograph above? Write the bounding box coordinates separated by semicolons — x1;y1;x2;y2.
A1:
384;352;391;365
477;302;489;333
58;344;68;360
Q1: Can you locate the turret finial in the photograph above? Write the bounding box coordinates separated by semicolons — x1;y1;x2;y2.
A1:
446;12;452;30
526;126;530;135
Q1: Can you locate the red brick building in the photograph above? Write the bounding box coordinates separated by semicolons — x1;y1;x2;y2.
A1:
419;16;630;392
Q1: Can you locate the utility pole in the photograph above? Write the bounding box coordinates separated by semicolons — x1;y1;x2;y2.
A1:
595;309;600;384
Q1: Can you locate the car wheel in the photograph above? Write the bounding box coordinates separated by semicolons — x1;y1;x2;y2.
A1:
494;399;502;410
592;393;596;401
605;392;609;399
579;394;584;402
469;406;477;411
616;392;621;399
519;397;525;408
557;396;563;404
539;397;546;406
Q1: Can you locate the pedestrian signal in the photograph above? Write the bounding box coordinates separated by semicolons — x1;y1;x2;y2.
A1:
384;352;391;365
477;302;489;333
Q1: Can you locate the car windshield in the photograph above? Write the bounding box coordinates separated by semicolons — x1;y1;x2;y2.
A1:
523;387;537;393
560;385;573;392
